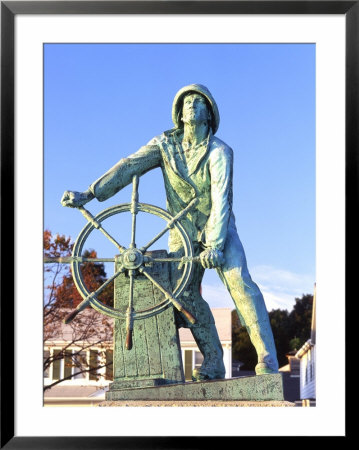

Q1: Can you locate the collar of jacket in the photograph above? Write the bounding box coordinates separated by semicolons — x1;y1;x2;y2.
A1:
162;128;212;177
158;128;196;202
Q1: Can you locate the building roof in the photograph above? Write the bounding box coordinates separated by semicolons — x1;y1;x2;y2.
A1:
279;364;290;373
44;385;101;398
45;308;113;344
45;307;232;345
179;308;232;343
295;339;314;358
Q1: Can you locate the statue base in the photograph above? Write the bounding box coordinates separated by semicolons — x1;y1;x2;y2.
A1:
99;400;294;407
105;374;284;402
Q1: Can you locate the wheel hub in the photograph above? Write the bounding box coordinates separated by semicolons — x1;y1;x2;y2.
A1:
121;248;144;269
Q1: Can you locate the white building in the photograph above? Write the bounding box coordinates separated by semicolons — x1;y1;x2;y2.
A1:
295;285;316;406
44;307;232;406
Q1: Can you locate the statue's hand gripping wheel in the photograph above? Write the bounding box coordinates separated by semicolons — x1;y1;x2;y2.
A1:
45;175;200;350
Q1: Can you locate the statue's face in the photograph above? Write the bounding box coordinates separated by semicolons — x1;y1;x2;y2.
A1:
181;93;209;125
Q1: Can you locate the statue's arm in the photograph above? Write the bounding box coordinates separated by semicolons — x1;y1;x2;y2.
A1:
203;146;233;251
89;144;161;202
61;143;161;207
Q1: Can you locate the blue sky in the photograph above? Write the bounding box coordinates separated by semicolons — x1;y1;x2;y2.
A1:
44;43;315;311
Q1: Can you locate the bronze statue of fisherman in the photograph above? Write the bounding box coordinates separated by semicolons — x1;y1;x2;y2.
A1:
62;84;279;380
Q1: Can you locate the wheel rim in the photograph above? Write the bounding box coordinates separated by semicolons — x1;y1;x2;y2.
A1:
71;203;194;320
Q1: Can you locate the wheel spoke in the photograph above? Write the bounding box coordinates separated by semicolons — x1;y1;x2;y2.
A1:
130;175;139;249
63;266;125;324
44;256;116;264
44;256;73;264
91;268;124;296
144;255;201;264
78;206;126;253
125;270;135;350
139;225;170;253
139;267;196;324
139;198;198;252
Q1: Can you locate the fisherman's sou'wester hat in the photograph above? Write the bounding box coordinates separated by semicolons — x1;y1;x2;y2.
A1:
172;84;220;134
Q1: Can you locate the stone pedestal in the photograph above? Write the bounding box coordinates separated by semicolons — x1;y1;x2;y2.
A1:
100;400;294;407
106;250;184;400
106;374;284;402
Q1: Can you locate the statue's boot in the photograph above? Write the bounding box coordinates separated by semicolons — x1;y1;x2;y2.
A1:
229;285;279;375
189;324;226;381
229;288;279;375
246;318;279;375
229;286;279;375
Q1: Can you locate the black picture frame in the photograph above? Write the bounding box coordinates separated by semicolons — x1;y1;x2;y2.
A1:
1;1;352;447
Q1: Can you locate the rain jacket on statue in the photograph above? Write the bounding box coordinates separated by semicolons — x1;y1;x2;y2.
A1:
89;128;235;253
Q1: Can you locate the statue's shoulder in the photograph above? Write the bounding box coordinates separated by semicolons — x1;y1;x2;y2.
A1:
146;128;177;146
209;135;233;159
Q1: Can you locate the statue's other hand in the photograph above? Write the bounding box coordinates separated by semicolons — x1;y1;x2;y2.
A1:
61;190;93;208
199;248;224;269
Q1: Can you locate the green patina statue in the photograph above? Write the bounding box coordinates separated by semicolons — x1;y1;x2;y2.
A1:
61;84;279;380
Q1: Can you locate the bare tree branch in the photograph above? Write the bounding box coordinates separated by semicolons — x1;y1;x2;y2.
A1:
43;230;114;392
44;361;113;392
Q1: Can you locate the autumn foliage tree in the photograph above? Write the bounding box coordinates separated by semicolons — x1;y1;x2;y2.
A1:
44;230;114;391
287;294;313;345
52;248;114;309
